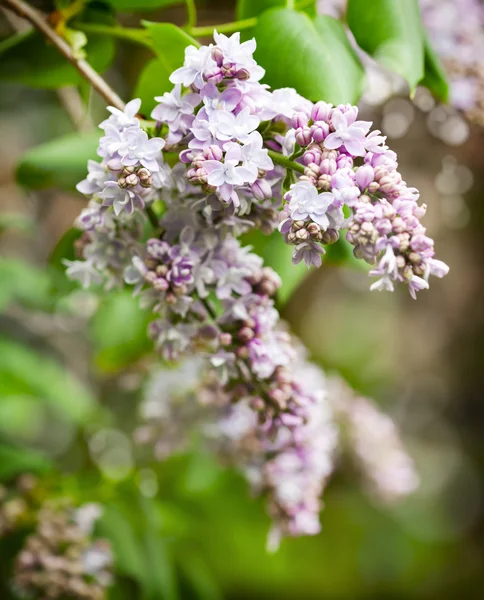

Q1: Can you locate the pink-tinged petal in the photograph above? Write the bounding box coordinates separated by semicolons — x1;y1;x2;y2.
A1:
220;87;243;110
224;143;242;163
218;182;233;201
236;166;257;184
343;138;365;157
323;132;343;150
331;109;347;131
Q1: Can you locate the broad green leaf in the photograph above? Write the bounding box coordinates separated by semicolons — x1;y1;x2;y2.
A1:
0;336;96;424
16;132;99;191
420;34;449;102
106;0;183;10
254;9;365;104
0;28;115;89
347;0;424;93
0;444;52;480
0;259;50;311
90;291;152;372
134;59;172;114
134;23;198;113
143;21;199;63
236;0;316;19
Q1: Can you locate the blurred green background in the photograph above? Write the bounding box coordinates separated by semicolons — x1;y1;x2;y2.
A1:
1;1;484;598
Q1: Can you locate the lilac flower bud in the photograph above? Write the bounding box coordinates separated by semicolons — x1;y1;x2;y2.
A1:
203;145;223;161
303;148;322;166
138;168;152;188
311;101;332;122
251;179;272;201
153;277;169;292
355;165;375;190
125;173;139;187
322;229;339;244
311;122;330;143
219;332;232;346
292;112;309;129
211;46;224;67
238;327;255;343
235;68;251;81
205;67;224;84
295;127;313;147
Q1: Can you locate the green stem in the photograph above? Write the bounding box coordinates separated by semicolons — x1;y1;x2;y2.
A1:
75;22;152;49
185;0;197;29
188;17;257;37
200;297;217;320
185;0;314;37
268;150;305;174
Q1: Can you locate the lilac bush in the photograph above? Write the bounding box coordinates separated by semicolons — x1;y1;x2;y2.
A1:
66;32;442;547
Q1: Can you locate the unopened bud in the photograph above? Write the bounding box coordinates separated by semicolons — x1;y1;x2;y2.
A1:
322;228;339;244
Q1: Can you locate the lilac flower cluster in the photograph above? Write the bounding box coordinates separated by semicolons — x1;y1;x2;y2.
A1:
13;502;112;600
328;377;419;502
68;31;428;545
278;102;449;296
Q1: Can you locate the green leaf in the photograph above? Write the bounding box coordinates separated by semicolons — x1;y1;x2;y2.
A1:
134;59;172;114
236;0;316;19
134;23;198;112
242;230;309;306
420;34;449;102
347;0;425;93
90;291;152;373
143;21;199;63
106;0;183;10
0;259;50;311
0;336;96;424
0;444;52;480
0;27;115;89
16;132;99;191
253;9;365;104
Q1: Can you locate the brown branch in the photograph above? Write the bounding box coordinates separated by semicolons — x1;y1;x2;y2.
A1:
0;0;126;111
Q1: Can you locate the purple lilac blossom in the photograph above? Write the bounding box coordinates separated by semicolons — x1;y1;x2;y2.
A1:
68;31;433;547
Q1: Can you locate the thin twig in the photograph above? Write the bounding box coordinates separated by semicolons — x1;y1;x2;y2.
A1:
0;0;126;111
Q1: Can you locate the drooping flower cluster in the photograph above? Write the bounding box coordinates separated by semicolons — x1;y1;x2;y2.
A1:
328;378;420;502
14;502;112;600
278;103;449;296
67;31;431;545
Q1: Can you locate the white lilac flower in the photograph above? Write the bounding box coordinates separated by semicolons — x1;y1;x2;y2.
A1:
213;31;265;81
76;160;110;195
169;44;215;89
286;180;333;229
99;181;141;216
212;107;260;142
324;108;371;156
100;97;141;130
118;127;165;171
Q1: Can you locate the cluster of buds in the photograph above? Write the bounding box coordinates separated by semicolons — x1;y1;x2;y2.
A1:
117;165;153;190
14;503;112;600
